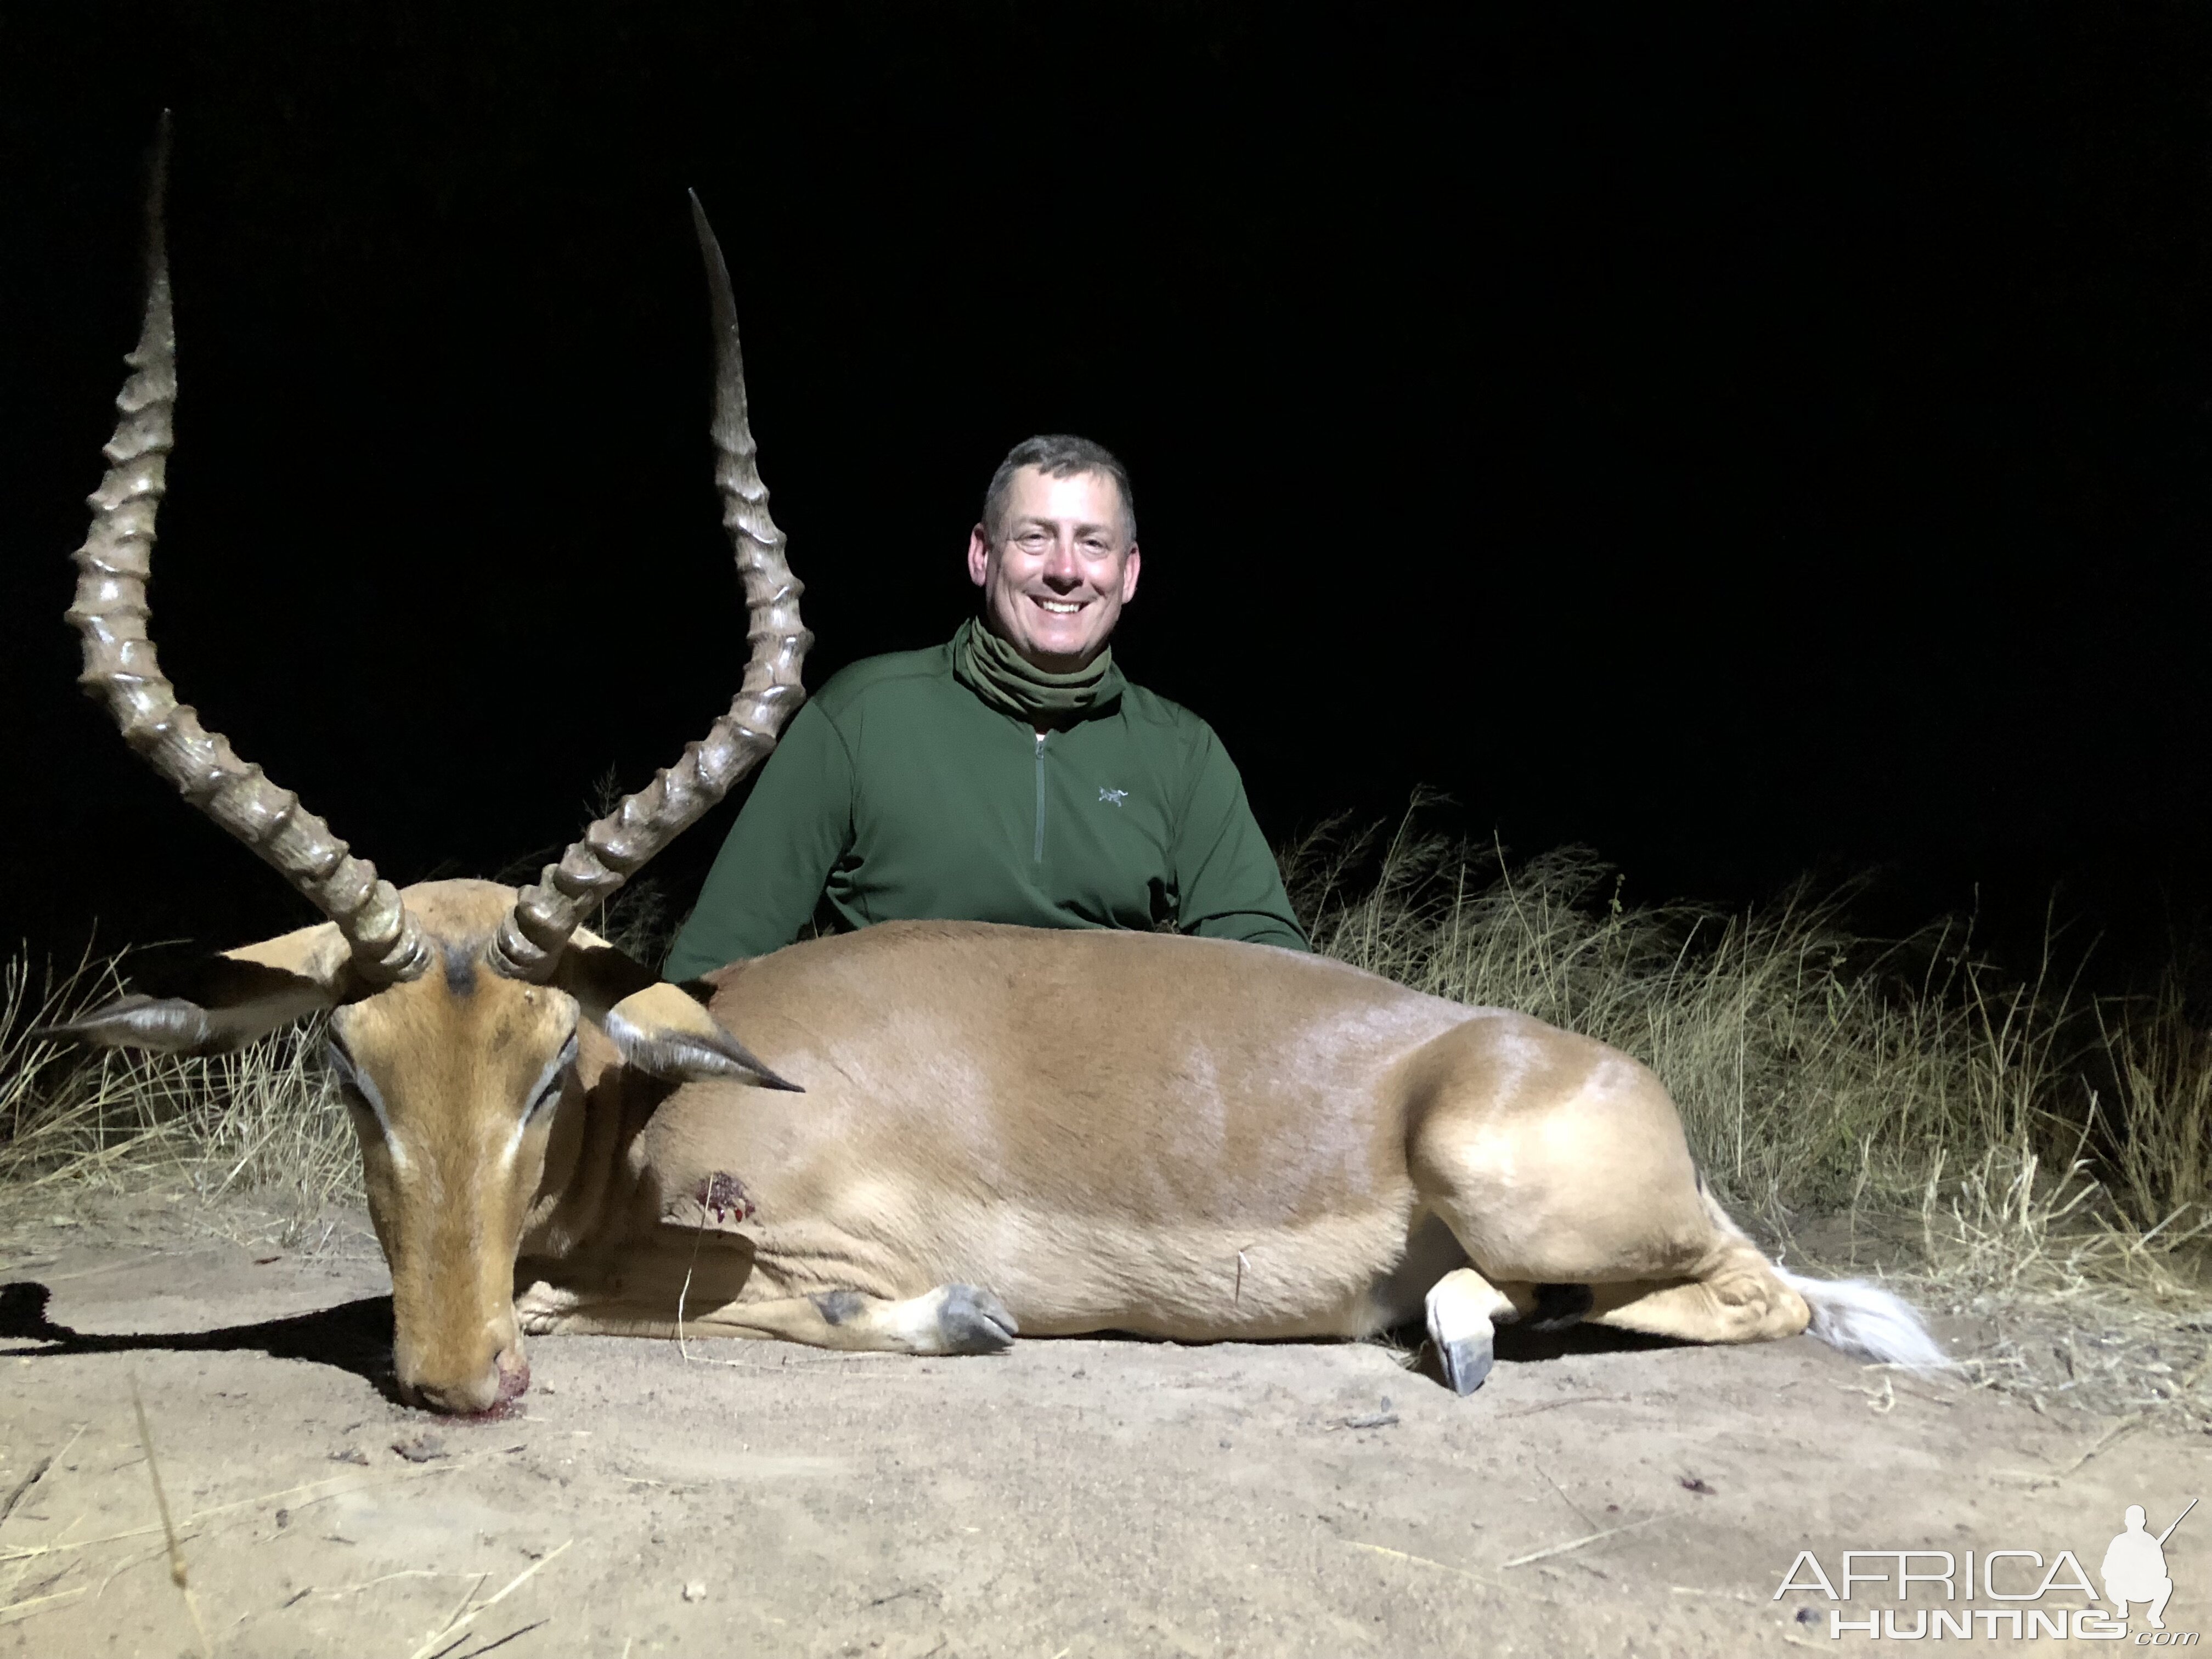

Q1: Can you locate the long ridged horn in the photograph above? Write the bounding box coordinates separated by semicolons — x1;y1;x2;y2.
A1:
488;193;810;981
66;115;430;985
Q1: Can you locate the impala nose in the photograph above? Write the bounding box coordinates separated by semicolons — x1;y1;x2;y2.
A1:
410;1345;531;1417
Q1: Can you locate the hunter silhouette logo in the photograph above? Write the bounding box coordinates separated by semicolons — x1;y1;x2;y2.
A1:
2105;1500;2193;1632
1773;1497;2199;1641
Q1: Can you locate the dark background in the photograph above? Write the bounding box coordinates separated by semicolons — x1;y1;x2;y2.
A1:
3;3;2206;987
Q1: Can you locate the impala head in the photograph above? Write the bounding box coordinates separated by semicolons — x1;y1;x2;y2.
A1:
41;122;809;1414
63;882;787;1413
325;885;578;1414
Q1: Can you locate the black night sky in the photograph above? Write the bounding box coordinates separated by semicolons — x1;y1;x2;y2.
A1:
3;4;2207;989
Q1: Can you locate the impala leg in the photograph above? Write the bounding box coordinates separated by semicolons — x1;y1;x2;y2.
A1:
523;1280;1019;1356
1425;1267;1523;1396
709;1284;1020;1355
1404;1014;1809;1364
1579;1239;1809;1345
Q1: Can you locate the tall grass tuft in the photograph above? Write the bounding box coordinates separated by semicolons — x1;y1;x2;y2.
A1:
0;947;358;1235
2100;974;2212;1234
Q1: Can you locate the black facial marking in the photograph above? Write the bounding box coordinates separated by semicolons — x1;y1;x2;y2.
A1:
442;942;477;997
811;1289;866;1327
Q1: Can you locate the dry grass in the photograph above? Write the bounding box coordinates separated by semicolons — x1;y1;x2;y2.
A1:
2100;974;2212;1234
0;947;358;1240
8;810;2212;1415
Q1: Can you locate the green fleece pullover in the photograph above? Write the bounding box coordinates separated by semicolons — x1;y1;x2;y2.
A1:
662;635;1308;978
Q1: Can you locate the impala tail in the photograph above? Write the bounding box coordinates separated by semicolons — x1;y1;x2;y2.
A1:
1773;1268;1950;1374
1695;1179;1948;1374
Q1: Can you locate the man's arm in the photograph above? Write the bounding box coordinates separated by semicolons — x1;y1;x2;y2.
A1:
1170;724;1311;951
662;699;856;979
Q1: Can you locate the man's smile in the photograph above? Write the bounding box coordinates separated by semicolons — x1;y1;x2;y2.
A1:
966;464;1139;672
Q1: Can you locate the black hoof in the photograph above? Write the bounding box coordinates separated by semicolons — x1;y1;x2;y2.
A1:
1440;1332;1494;1395
939;1284;1018;1353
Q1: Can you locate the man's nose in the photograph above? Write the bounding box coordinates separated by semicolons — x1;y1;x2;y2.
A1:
1040;539;1081;584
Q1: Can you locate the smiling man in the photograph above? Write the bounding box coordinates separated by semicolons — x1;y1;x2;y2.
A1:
661;434;1308;979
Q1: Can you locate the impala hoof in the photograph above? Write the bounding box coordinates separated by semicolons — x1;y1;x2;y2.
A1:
1440;1333;1494;1396
937;1284;1017;1353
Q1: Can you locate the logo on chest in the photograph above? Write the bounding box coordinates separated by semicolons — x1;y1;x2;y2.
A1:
1098;787;1129;807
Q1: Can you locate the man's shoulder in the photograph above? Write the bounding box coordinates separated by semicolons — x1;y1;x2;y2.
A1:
810;640;959;722
1111;676;1217;748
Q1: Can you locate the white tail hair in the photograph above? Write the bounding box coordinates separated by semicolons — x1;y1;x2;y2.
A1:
1776;1268;1949;1374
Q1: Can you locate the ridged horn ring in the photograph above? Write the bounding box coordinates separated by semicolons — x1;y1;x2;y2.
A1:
488;194;811;981
66;114;428;986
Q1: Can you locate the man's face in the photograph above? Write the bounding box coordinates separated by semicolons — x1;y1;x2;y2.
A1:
966;466;1141;672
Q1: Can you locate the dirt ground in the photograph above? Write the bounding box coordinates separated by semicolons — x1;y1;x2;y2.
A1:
2;1194;2208;1658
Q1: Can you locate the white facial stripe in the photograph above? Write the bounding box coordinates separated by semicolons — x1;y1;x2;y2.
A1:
500;1030;578;1169
325;1040;408;1171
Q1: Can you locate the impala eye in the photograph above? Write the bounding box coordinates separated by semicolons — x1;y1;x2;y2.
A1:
322;1040;364;1098
526;1032;579;1120
322;1039;390;1136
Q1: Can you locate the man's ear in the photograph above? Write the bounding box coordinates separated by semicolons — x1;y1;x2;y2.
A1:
32;924;345;1055
599;981;802;1091
966;522;992;589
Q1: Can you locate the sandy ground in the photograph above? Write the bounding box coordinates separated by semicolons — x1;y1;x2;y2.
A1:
2;1195;2208;1658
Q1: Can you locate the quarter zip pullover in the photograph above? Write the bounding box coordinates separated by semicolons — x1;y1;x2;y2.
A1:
1033;730;1048;863
663;634;1309;977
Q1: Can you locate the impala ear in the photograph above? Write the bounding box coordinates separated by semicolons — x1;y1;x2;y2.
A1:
599;981;802;1091
33;925;346;1055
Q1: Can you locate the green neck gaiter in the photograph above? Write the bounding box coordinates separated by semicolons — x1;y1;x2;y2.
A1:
952;616;1126;725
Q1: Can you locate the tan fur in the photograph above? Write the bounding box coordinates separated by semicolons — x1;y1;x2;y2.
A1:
68;879;1814;1410
612;923;1809;1348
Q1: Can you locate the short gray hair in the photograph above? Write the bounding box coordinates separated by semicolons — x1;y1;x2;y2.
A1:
981;435;1137;545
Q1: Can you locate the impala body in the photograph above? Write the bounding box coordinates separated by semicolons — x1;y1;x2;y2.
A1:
535;916;1780;1362
46;134;1943;1414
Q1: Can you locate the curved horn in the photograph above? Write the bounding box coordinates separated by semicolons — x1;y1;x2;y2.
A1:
488;193;811;981
66;116;430;985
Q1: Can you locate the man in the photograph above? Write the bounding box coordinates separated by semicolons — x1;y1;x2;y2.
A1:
2100;1505;2175;1630
662;434;1307;979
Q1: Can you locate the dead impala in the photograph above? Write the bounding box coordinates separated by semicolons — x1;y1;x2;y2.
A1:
44;139;1943;1414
